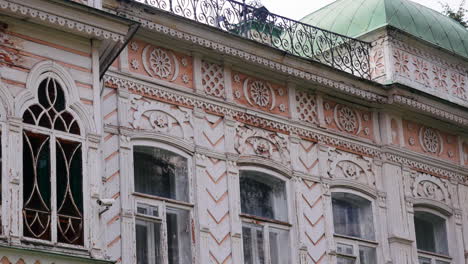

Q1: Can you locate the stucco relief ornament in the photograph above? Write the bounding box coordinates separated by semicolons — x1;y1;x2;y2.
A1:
412;173;449;203
244;79;276;110
150;112;169;129
150;48;171;78
181;57;188;67
433;66;448;92
142;45;179;81
279;104;286;112
408;136;415;146
130;41;139;51
327;149;375;187
334;105;361;134
451;73;466;100
234;90;242;99
131;58;139;70
393;49;410;77
235;125;290;164
182;74;189;84
342;162;358;179
420;127;441;154
130;95;193;140
233;74;241;83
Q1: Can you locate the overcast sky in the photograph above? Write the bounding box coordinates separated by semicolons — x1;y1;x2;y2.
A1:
259;0;467;20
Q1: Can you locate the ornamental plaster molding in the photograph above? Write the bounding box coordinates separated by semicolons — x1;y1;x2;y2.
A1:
103;74;380;157
235;124;290;165
382;152;466;185
104;75;468;185
410;172;450;204
106;7;468;128
129;94;193;140
392;95;468;126
0;0;125;43
388;31;467;73
327;148;376;188
105;7;387;103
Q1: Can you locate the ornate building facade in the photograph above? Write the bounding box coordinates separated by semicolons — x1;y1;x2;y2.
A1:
0;0;467;263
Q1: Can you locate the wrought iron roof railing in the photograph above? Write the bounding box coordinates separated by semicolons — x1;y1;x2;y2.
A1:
134;0;371;79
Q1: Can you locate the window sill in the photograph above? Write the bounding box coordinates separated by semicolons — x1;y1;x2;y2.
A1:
240;213;291;227
20;237;88;256
418;250;452;260
334;234;378;245
133;192;194;208
0;242;111;263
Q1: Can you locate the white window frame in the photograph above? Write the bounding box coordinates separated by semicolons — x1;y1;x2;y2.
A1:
131;141;194;264
19;73;87;250
331;189;378;264
239;166;293;264
414;207;452;264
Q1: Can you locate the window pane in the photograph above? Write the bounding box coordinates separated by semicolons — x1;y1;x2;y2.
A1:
240;171;287;221
358;246;376;264
269;227;290;264
435;260;450;264
23;131;51;241
242;223;265;264
337;243;354;255
337;256;355;264
331;192;375;240
414;211;448;255
134;146;188;202
56;139;83;245
166;207;191;264
418;256;431;264
136;219;162;264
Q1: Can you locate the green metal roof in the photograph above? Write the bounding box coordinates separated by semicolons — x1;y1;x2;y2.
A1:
300;0;468;59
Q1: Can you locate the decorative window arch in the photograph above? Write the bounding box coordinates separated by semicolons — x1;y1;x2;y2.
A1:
238;166;291;264
21;72;84;246
330;188;378;264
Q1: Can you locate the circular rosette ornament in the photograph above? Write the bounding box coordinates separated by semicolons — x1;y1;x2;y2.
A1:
142;45;179;81
243;78;276;110
334;104;361;135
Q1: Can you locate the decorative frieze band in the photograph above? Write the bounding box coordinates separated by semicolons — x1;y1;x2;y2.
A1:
105;6;387;103
104;74;468;185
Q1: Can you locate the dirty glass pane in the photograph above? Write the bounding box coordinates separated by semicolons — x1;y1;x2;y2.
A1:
269;227;290;264
332;192;375;240
242;223;265;264
337;256;355;264
358;245;376;264
414;211;448;255
56;138;83;245
23;131;51;241
418;256;431;264
166;207;191;264
136;219;162;264
240;171;287;221
134;146;188;202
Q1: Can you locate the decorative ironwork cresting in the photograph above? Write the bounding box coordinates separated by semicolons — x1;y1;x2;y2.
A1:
133;0;371;79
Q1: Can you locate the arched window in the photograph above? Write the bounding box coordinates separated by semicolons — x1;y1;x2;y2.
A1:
239;169;290;264
331;192;376;264
133;145;192;264
22;76;83;245
414;210;450;264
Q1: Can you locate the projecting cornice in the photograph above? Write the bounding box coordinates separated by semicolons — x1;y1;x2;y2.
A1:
0;0;127;42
